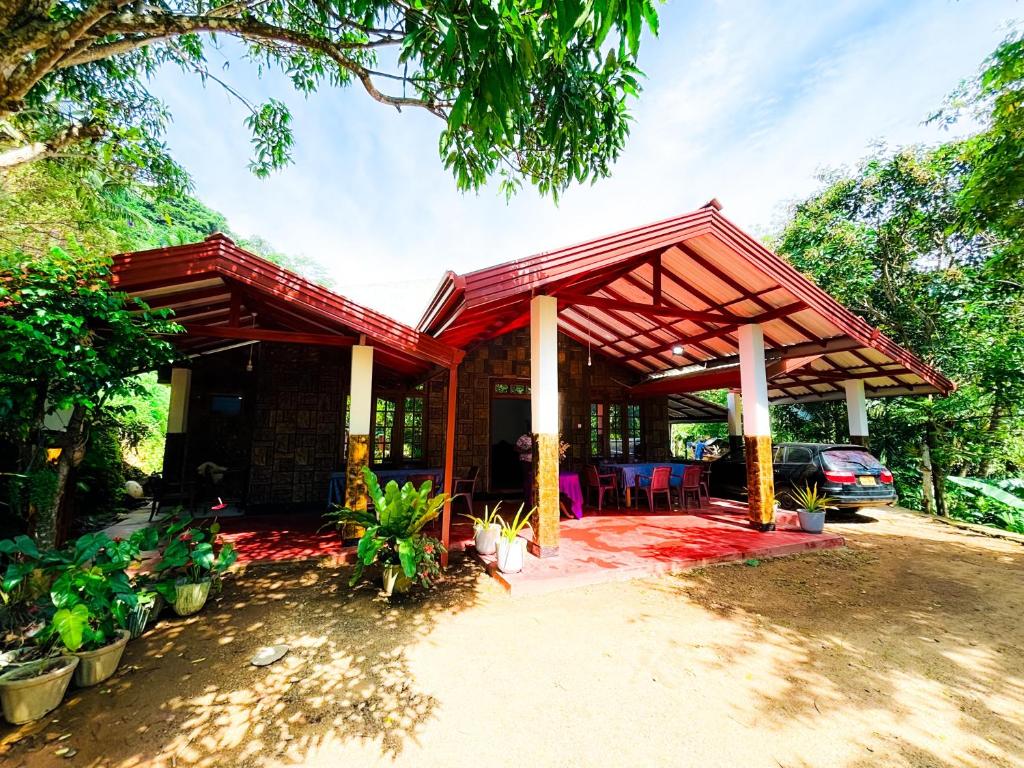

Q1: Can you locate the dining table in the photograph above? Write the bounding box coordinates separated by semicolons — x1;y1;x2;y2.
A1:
600;462;691;507
558;471;585;519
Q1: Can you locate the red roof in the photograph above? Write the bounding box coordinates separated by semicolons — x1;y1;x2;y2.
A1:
418;204;953;403
112;234;461;377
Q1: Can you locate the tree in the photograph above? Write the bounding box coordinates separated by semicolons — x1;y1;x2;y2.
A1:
772;144;1024;515
0;0;659;196
0;253;179;546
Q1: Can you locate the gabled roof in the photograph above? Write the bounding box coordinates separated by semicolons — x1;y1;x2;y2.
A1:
112;234;461;377
419;203;953;404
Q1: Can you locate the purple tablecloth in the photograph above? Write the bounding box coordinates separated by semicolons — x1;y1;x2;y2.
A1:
559;472;584;519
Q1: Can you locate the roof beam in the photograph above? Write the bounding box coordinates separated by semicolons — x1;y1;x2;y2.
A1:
556;293;745;325
178;324;357;347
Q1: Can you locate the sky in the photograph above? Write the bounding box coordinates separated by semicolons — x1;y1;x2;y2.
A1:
148;1;1019;324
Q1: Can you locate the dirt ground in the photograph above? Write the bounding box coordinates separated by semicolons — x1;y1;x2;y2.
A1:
2;507;1022;768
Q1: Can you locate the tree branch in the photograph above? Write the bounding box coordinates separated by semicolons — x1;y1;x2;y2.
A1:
0;120;104;168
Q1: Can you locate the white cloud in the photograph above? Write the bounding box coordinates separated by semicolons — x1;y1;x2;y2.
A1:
148;0;1019;323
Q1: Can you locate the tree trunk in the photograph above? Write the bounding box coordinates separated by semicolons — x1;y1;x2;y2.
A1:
33;403;86;548
920;440;935;515
925;421;947;517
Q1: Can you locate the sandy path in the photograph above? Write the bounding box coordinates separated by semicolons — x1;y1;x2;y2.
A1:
2;507;1022;768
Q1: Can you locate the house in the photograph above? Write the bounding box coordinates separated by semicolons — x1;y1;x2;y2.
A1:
111;201;952;564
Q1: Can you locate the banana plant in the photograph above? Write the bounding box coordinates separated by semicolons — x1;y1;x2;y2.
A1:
324;467;447;588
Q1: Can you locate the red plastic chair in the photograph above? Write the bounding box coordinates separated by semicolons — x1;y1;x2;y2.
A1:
679;465;705;509
585;465;619;511
636;465;673;513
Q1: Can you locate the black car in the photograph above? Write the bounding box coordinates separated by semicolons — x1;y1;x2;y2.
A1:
710;442;897;509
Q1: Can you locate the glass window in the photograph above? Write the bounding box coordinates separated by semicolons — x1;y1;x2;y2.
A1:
821;449;881;471
608;404;623;459
373;398;396;462
626;404;641;459
402;396;424;460
785;446;813;463
209;394;243;416
590;403;604;456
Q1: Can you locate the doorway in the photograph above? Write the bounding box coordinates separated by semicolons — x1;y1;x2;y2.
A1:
489;381;532;493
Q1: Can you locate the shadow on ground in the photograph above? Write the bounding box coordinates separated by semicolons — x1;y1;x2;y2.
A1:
0;555;486;766
649;513;1024;768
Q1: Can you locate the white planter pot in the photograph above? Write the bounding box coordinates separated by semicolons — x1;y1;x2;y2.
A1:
73;630;130;687
381;564;412;596
473;524;501;556
0;655;78;724
173;580;211;616
797;508;826;534
496;537;526;574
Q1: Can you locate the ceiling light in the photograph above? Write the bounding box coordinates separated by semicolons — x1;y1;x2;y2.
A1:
671;345;684;355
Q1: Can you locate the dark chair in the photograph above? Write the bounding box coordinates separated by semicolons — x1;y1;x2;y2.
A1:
679;465;705;509
450;466;480;514
585;465;619;511
636;465;673;513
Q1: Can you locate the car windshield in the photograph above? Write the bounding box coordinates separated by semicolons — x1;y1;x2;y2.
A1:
822;449;883;471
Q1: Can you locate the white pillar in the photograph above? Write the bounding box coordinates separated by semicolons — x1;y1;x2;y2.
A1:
349;345;374;435
167;367;192;433
529;295;559;556
843;379;869;447
738;324;775;529
727;391;743;456
345;345;374;511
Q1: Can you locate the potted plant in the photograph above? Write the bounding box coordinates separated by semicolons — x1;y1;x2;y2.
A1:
38;534;139;687
324;468;447;596
496;504;535;574
462;502;503;556
0;535;78;723
792;483;835;534
147;517;237;616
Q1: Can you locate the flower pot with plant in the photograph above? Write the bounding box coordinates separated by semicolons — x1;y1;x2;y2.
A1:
496;504;535;574
0;655;79;725
462;502;503;556
324;468;447;596
144;516;238;616
791;483;836;534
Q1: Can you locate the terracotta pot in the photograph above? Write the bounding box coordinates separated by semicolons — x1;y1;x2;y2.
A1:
0;655;79;724
73;630;130;687
173;580;211;616
496;537;526;574
797;508;826;534
473;524;501;556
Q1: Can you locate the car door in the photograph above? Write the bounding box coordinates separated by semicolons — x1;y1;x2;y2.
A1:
774;445;816;501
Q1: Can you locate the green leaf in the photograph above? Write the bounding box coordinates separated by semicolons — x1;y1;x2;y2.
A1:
52;603;90;652
397;538;417;578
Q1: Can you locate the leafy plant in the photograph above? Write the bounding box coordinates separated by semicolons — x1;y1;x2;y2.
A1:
791;484;836;514
324;468;447;589
499;504;536;543
147;516;238;599
462;502;503;530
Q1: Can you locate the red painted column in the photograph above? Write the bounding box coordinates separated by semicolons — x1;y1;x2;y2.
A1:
440;364;458;568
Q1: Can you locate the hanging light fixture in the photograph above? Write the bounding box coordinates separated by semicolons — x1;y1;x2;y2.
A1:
245;312;257;372
672;344;684;355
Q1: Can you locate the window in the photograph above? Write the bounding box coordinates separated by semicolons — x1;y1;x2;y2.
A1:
590;403;605;456
626;404;641;459
402;396;425;460
493;379;531;397
608;404;623;459
373;398;396;462
209;395;243;416
784;446;813;464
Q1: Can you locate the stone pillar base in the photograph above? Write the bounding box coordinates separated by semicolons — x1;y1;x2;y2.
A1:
744;435;775;528
341;434;370;541
531;432;560;555
849;434;869;449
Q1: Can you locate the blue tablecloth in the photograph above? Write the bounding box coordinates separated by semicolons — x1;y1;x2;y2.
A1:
601;462;687;489
327;467;444;509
